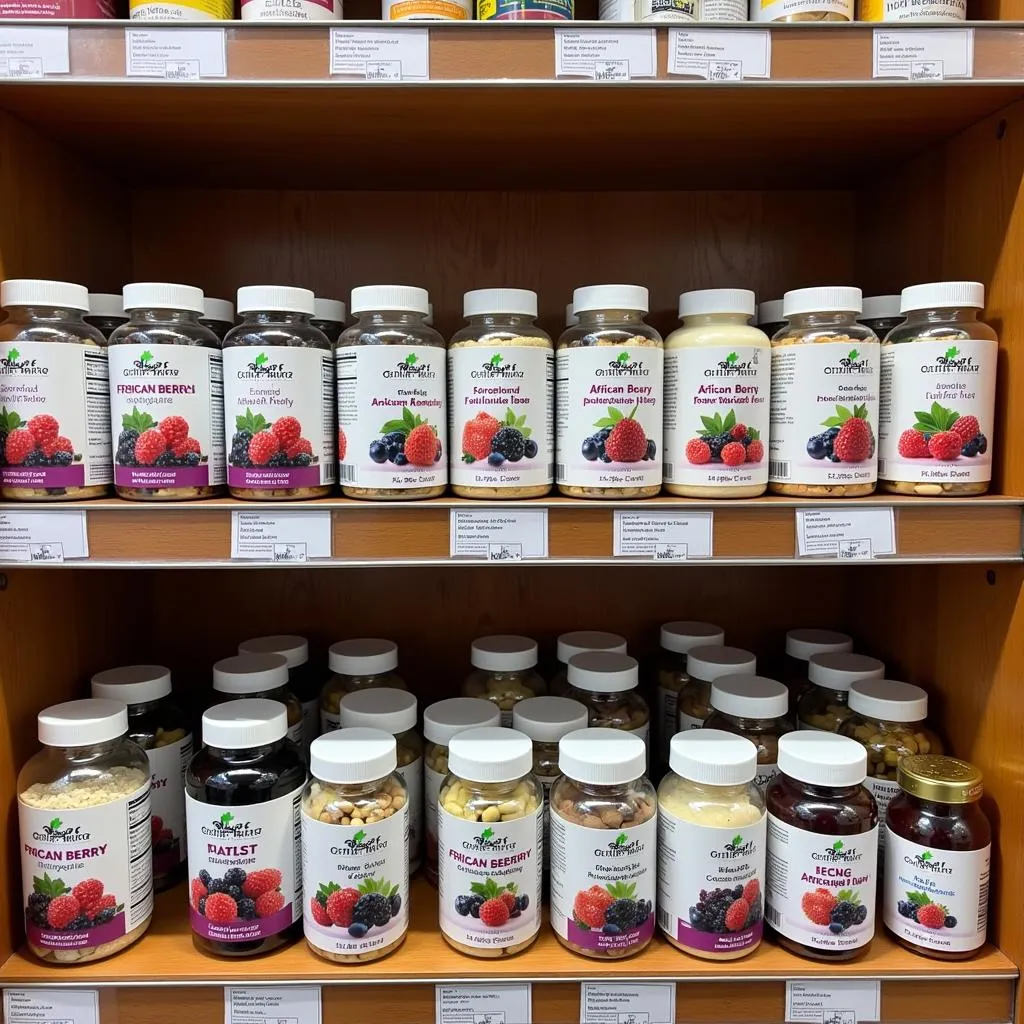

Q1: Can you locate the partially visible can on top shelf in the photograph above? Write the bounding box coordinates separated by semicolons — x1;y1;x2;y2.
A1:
753;0;852;20
637;0;696;20
383;0;471;17
129;0;231;18
857;0;964;19
0;0;112;15
242;0;341;19
478;0;571;19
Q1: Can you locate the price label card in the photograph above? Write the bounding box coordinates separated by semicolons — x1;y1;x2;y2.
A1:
581;982;675;1024
555;28;657;80
795;507;895;559
872;28;973;80
668;28;771;80
450;508;548;561
231;511;331;561
330;28;429;81
0;26;69;77
4;990;98;1024
436;984;531;1024
786;980;880;1023
0;511;88;562
225;987;321;1024
125;27;227;79
614;510;712;559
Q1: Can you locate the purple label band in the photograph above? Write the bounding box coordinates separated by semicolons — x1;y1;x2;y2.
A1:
227;466;322;488
567;914;655;952
2;466;85;488
114;466;210;488
676;919;762;953
27;911;127;949
190;903;293;941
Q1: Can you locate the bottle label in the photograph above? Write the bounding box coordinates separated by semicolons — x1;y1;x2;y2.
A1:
657;808;765;954
224;347;336;489
336;345;446;490
678;711;705;731
397;756;423;862
664;344;769;488
765;814;878;951
878;341;996;484
768;341;880;486
241;0;339;18
321;709;339;733
448;344;554;488
438;806;542;950
755;0;851;19
0;341;112;489
883;828;989;952
185;786;303;943
301;805;409;956
19;782;153;952
555;345;663;489
865;777;900;856
147;734;192;877
700;0;745;16
109;344;225;490
859;0;964;19
425;763;444;859
383;0;471;17
550;814;656;955
657;685;678;764
129;0;231;17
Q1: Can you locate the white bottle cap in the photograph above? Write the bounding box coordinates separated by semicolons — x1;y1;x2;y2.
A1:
558;728;647;785
329;639;399;676
565;302;578;327
710;675;789;720
91;665;172;704
786;628;853;661
238;635;309;669
236;285;314;315
37;699;129;747
212;653;289;694
350;285;429;316
310;727;397;785
2;279;89;312
900;281;984;313
88;293;126;318
567;651;638;693
202;297;234;323
449;727;534;783
423;698;501;746
860;295;902;321
463;288;537;318
757;299;785;325
339;687;417;735
808;652;885;691
686;645;757;683
556;630;627;664
660;621;725;655
572;284;649;315
513;696;589;743
669;729;758;786
847;679;928;722
678;288;755;319
470;635;538;672
122;282;204;314
783;286;862;318
313;297;346;322
202;698;288;749
777;731;866;787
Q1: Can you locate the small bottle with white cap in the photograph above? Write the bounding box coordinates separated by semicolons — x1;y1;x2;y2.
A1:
766;732;878;960
321;639;405;733
657;730;765;960
448;288;553;499
550;729;656;959
550;630;628;697
797;652;885;733
768;286;880;499
198;297;235;341
18;699;154;964
438;727;542;957
556;284;663;499
336;285;447;501
310;297;346;344
302;728;409;963
212;653;304;746
108;282;225;501
678;645;757;732
86;292;129;340
566;652;650;748
185;698;306;957
462;635;546;727
782;628;853;710
857;294;903;339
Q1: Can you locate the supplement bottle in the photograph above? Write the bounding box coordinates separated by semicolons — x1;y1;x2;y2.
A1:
556;284;663;499
223;285;334;501
438;727;543;957
754;0;851;20
321;639;405;731
423;697;501;886
878;282;996;497
384;0;471;16
311;298;346;344
19;699;153;965
858;0;964;20
86;293;128;340
782;628;853;710
797;653;885;732
90;665;191;891
242;0;340;19
130;0;230;18
212;653;304;746
478;0;572;18
185;699;306;957
550;630;628;697
858;294;903;340
448;288;553;499
463;635;546;727
0;279;111;501
766;732;878;961
567;652;650;747
678;645;757;732
884;755;990;959
768;287;880;498
302;729;409;962
551;729;656;959
199;298;235;342
657;730;765;959
108;283;225;501
757;299;786;340
336;285;446;500
664;288;770;499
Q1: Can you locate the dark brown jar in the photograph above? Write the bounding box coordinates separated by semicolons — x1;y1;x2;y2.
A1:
883;755;991;960
765;732;878;961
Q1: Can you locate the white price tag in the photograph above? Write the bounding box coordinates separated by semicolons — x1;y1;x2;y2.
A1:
0;27;69;76
786;980;880;1023
125;27;227;79
872;28;973;80
555;28;657;80
581;983;675;1024
0;511;88;562
4;990;99;1024
450;508;548;560
668;28;770;80
795;507;895;559
231;511;331;561
1;57;43;78
330;28;429;81
436;984;532;1024
225;987;321;1024
614;510;712;558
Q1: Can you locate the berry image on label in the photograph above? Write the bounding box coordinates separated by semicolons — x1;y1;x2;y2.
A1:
801;883;868;935
190;863;286;933
582;403;656;465
453;877;529;928
116;408;207;478
572;880;652;938
150;813;180;876
228;409;320;484
1;408;80;474
310;875;402;938
895;402;988;462
807;404;875;464
462;407;538;468
684;409;763;468
368;406;442;469
895;889;955;931
26;871;125;943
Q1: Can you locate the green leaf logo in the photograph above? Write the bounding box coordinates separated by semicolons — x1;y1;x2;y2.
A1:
848;349;859;362
731;834;743;847
832;840;844;851
354;830;366;844
945;346;960;360
921;850;933;861
140;350;153;364
49;817;62;831
219;812;234;826
726;352;738;364
616;351;629;363
8;347;19;362
489;353;503;366
405;353;418;366
480;827;494;841
615;832;628;846
255;352;268;366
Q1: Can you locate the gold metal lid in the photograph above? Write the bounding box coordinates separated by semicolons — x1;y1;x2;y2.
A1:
897;754;983;804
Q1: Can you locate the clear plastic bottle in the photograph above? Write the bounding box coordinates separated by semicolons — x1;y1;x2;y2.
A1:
321;639;405;731
550;630;628;697
756;299;786;340
311;298;346;344
336;285;446;501
463;635;546;727
797;653;885;733
108;283;225;501
199;297;235;342
449;288;553;499
858;295;903;340
212;653;304;747
86;293;128;340
556;284;663;499
755;0;851;20
223;286;334;501
782;628;853;711
678;645;757;732
0;279;111;501
567;652;650;747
